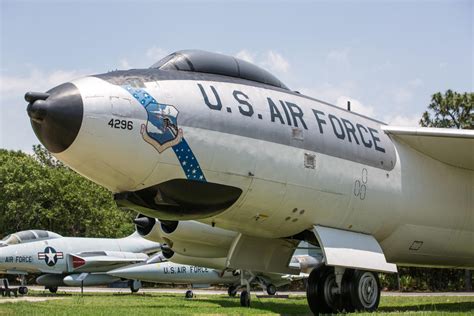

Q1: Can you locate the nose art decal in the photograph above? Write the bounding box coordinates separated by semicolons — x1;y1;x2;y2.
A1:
123;85;206;182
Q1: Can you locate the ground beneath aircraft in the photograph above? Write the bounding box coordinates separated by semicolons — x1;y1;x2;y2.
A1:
0;290;473;315
0;296;65;304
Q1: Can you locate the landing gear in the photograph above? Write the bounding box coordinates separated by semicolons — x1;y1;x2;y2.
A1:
48;286;58;294
239;270;253;307
346;270;380;312
228;285;238;297
18;275;28;295
185;290;194;298
306;266;381;314
18;286;28;295
240;290;250;307
266;284;277;296
129;280;141;293
307;266;338;314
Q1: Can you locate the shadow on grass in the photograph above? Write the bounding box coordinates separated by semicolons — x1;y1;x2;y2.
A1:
379;301;474;313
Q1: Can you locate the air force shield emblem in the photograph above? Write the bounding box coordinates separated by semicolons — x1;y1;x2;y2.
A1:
140;102;184;153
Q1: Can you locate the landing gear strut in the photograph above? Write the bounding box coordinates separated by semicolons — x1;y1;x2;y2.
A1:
239;270;253;307
306;265;380;314
18;275;28;295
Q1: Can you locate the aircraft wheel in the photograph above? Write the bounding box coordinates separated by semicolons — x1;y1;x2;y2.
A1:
185;290;194;299
341;269;356;312
266;284;277;296
227;285;238;297
240;290;250;307
19;287;28;295
129;280;141;293
306;266;339;314
48;287;58;294
348;270;380;312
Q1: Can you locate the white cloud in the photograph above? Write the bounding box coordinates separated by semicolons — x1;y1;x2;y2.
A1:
336;96;376;117
146;47;169;61
385;114;421;127
234;49;255;63
263;50;290;73
298;81;357;105
119;58;131;69
0;68;87;97
234;49;290;74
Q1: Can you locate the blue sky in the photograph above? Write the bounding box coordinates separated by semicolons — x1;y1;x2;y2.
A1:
1;0;472;152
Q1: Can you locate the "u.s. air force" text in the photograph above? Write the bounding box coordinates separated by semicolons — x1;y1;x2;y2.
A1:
197;84;385;153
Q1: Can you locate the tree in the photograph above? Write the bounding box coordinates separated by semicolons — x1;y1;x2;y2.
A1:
0;146;134;238
420;90;473;129
418;89;473;291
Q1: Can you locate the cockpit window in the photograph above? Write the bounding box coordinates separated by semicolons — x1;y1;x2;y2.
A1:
150;50;289;90
0;230;62;245
1;234;20;245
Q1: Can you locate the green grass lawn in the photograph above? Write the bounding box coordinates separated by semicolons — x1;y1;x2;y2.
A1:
0;292;473;315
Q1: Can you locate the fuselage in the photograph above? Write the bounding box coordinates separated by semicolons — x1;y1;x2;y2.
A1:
0;233;159;274
26;55;473;269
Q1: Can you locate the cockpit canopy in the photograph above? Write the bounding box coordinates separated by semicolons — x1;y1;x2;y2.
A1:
150;50;289;90
0;230;62;247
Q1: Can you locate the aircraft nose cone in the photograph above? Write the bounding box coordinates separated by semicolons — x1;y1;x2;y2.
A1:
25;82;83;153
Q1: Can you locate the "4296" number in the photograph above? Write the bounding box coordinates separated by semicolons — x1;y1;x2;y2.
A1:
108;119;133;130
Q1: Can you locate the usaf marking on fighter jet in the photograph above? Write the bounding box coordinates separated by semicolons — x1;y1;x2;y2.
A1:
108;253;314;299
25;50;474;314
110;222;320;301
0;229;160;294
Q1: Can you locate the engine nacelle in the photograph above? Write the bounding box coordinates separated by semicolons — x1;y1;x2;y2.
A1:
134;215;164;243
134;215;237;258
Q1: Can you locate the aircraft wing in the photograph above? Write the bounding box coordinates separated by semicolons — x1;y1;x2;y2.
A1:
68;251;148;272
382;126;474;170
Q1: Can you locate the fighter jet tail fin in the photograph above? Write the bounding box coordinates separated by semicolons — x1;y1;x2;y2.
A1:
382;126;474;170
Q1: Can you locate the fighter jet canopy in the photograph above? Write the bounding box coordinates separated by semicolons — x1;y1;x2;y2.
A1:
0;230;62;246
150;50;289;90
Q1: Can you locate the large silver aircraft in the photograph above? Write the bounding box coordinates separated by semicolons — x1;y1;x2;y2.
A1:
0;229;160;294
25;50;473;314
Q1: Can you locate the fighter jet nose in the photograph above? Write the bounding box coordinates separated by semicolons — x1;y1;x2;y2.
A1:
25;82;83;153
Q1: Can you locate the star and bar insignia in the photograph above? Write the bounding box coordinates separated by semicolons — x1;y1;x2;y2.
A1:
38;246;64;266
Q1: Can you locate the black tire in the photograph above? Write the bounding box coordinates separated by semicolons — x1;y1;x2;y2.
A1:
228;285;237;297
348;270;380;312
266;284;277;296
306;266;339;314
48;287;58;294
240;290;250;307
19;287;28;295
129;280;140;293
341;269;356;313
185;290;194;299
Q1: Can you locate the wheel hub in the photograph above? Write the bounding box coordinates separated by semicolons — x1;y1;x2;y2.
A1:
358;272;378;308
